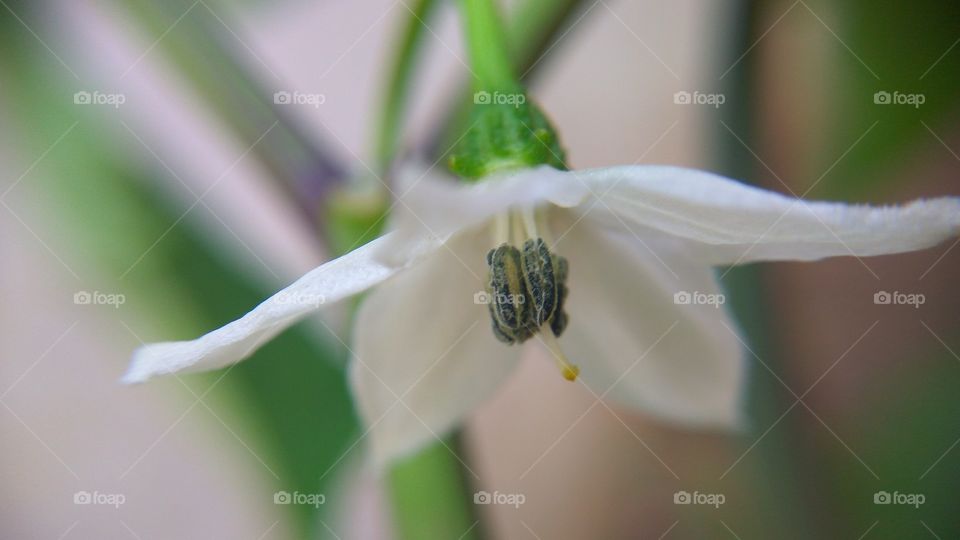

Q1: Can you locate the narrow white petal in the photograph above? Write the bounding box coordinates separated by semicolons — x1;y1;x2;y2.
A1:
350;227;521;466
553;217;746;429
572;165;960;265
123;234;402;384
380;164;589;266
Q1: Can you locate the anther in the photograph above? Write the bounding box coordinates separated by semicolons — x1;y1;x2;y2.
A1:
520;238;558;327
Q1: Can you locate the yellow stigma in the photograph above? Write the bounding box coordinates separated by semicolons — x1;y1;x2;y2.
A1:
540;327;579;382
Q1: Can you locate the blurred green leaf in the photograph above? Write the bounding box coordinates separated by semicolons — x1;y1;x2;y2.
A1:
833;338;960;539
0;10;357;538
812;0;960;200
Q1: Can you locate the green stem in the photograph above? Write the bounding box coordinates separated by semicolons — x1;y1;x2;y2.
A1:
374;0;440;172
431;0;593;158
507;0;593;80
115;0;344;229
388;433;483;540
461;0;519;91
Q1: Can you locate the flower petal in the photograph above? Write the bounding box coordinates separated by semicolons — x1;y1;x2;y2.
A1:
350;226;521;465
571;165;960;265
123;234;403;384
552;215;746;428
380;164;589;266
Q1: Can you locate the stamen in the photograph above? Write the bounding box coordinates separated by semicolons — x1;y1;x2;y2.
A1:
521;238;558;327
534;209;555;247
539;328;579;382
494;213;510;245
521;207;539;238
509;211;526;245
486;209;575;379
487;245;529;333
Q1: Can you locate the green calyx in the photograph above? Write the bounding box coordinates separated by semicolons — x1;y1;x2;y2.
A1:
448;92;567;180
451;0;567;180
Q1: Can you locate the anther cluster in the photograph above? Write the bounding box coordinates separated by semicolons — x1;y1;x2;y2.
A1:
485;238;569;344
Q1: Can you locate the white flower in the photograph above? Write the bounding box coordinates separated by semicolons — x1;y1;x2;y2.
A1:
124;164;960;465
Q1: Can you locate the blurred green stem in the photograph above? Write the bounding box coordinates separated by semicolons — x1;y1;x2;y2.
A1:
461;0;519;91
388;433;482;540
506;0;592;81
374;0;439;172
116;0;344;227
713;1;819;537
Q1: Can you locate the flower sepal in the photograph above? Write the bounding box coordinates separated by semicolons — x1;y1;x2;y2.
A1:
448;93;567;180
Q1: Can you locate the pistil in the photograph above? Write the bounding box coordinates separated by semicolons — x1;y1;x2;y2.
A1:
539;328;579;382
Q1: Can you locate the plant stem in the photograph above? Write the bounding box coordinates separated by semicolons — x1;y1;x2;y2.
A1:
374;0;440;172
430;0;593;159
115;0;345;230
461;0;519;91
388;432;483;540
